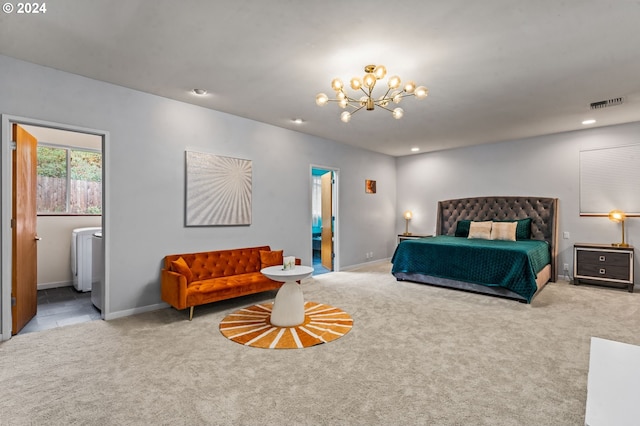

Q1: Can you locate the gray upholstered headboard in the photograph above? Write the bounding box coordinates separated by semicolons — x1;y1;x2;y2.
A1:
436;196;559;282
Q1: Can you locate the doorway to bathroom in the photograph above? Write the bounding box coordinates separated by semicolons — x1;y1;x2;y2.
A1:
311;166;338;275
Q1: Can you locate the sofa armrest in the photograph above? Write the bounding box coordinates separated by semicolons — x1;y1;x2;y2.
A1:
161;269;188;310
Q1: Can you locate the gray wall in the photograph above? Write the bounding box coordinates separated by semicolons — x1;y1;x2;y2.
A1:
0;54;396;328
395;121;640;282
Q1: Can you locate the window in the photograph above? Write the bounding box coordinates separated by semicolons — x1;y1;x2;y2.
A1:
37;145;102;215
580;144;640;216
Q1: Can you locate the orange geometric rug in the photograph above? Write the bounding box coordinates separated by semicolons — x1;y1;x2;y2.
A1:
219;301;353;349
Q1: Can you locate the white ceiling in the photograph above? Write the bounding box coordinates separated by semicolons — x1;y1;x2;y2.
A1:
1;0;640;157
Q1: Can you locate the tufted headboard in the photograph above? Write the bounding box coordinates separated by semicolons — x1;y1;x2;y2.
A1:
436;196;559;282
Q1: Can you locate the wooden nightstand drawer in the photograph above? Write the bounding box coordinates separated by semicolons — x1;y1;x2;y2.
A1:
576;250;630;268
576;263;630;281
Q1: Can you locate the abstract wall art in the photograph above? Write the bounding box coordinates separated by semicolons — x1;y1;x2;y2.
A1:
185;151;252;226
365;179;376;194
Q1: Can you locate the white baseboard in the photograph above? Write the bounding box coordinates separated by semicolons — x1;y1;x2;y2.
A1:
340;257;391;272
37;281;72;290
104;302;169;321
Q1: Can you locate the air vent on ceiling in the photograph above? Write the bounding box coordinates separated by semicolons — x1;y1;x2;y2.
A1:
590;97;624;109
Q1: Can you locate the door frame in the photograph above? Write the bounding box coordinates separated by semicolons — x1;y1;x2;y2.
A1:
1;115;110;341
310;164;339;272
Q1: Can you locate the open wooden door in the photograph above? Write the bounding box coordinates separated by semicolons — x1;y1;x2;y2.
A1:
320;171;333;270
12;124;39;335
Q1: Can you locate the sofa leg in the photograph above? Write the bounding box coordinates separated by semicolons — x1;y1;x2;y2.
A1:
189;306;194;321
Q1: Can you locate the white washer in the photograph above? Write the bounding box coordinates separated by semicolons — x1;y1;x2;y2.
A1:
71;227;101;292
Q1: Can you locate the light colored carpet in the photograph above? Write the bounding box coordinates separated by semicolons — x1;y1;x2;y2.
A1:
1;262;639;425
219;301;353;349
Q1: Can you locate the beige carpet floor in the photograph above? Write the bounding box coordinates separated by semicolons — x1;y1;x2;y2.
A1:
1;262;639;425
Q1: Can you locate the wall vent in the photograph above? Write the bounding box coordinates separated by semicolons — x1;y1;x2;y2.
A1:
590;97;624;109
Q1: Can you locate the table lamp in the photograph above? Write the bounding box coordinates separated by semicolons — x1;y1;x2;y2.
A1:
608;209;629;247
403;210;413;236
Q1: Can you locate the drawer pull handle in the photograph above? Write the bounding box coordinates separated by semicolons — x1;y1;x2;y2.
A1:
599;268;606;275
599;255;606;262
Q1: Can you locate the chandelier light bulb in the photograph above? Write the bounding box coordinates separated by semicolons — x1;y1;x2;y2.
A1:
359;96;368;106
350;77;362;90
316;93;329;106
404;81;416;93
378;95;389;107
392;91;402;104
363;72;377;88
388;75;401;89
331;78;344;91
415;86;429;99
338;99;348;108
392;107;404;119
373;65;387;80
340;111;352;122
336;91;346;100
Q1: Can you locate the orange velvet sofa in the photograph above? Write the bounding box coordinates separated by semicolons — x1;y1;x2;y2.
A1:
161;245;298;320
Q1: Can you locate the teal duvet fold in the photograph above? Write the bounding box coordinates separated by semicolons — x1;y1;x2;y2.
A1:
391;235;550;302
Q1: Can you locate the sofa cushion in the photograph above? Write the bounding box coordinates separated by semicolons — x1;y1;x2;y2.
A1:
260;250;283;268
171;257;193;284
186;273;281;306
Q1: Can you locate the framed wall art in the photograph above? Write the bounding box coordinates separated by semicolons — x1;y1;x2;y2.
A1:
185;151;252;226
365;179;376;194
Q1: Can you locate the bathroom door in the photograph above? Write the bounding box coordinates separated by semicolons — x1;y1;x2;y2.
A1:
11;124;39;334
320;171;333;270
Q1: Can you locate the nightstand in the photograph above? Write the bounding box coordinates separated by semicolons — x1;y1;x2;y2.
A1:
397;234;433;244
573;243;634;292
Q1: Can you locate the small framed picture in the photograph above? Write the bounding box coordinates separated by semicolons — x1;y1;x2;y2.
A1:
365;179;376;194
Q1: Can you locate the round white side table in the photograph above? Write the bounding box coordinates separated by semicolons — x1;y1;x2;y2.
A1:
260;265;314;327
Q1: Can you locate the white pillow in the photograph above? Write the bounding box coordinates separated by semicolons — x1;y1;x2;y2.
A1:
490;221;517;241
467;221;492;240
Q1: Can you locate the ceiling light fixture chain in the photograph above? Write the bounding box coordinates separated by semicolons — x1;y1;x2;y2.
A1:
316;64;428;122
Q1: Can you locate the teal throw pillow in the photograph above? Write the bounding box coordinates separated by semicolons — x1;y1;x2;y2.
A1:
455;220;472;237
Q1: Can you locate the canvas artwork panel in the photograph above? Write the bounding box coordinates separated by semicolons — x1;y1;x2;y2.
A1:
365;179;376;194
185;151;252;226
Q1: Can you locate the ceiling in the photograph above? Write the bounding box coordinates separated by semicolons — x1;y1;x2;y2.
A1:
1;0;640;157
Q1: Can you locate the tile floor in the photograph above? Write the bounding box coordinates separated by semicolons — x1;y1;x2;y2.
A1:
312;251;331;275
18;286;101;335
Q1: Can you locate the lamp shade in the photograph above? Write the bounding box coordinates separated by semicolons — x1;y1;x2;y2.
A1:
404;210;413;220
608;209;626;222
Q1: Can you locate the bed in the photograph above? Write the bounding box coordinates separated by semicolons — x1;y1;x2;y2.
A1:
391;196;559;303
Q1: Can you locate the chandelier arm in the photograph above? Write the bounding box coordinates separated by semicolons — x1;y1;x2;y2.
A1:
350;105;365;115
376;104;395;113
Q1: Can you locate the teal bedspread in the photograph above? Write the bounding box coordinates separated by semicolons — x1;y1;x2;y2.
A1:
391;235;551;302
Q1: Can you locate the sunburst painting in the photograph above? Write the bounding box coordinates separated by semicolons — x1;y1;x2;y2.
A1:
185;151;252;226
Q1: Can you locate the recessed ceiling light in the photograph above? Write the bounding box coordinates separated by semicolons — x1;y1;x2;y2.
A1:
292;118;304;124
411;147;420;152
582;119;596;125
192;89;207;95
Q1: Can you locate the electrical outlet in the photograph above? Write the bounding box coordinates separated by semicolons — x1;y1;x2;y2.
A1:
563;232;570;239
563;263;569;271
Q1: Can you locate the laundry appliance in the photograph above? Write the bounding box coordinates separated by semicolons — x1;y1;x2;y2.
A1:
91;231;104;311
71;227;101;292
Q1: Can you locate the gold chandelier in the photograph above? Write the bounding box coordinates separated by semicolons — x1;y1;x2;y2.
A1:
315;64;428;122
